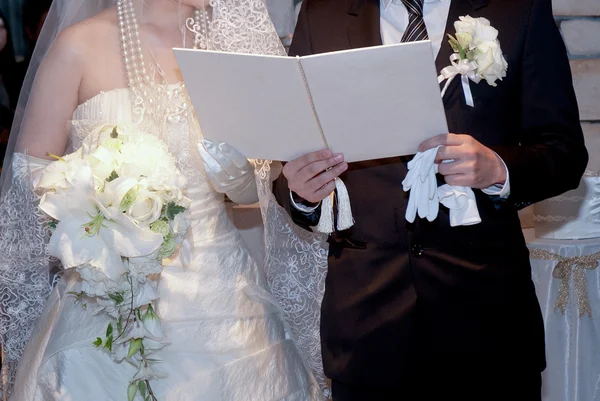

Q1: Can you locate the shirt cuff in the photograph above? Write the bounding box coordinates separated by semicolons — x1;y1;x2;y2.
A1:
289;190;321;213
481;152;510;199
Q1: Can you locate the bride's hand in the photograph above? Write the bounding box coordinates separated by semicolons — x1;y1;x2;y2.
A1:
198;140;259;204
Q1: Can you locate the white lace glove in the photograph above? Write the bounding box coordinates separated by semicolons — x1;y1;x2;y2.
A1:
12;153;52;189
197;140;259;205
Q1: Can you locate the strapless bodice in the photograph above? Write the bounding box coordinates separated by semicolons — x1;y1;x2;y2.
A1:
70;84;237;244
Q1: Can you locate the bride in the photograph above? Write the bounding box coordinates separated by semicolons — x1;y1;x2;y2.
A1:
0;0;327;400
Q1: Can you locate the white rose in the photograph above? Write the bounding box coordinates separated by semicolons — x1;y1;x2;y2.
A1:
127;189;163;227
455;16;498;48
118;134;183;190
474;40;508;86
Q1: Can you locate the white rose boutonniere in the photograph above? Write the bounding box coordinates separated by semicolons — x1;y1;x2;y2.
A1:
438;15;508;107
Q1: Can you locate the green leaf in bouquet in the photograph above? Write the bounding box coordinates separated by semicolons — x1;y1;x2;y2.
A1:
68;291;87;309
138;381;147;398
47;220;57;230
104;335;113;352
158;236;177;260
68;291;84;300
166;202;185;220
106;170;119;182
127;382;138;401
447;34;460;53
128;338;143;358
93;337;103;347
117;315;124;334
109;292;125;305
106;323;114;338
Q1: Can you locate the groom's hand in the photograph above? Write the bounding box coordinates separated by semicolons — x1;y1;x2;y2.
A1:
419;134;507;189
283;150;348;204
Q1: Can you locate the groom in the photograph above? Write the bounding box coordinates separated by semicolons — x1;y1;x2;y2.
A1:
274;0;588;400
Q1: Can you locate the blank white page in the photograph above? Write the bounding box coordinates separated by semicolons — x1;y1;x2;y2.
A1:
300;41;449;163
174;48;325;161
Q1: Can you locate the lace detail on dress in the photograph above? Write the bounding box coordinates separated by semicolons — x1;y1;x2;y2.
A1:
254;160;332;399
205;0;287;56
0;155;53;399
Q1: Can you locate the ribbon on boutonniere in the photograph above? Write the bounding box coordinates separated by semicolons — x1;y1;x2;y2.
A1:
438;15;508;107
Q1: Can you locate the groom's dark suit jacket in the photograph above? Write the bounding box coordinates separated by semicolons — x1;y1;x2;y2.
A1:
274;0;588;388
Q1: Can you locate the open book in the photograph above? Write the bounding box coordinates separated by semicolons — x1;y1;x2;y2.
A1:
174;40;448;163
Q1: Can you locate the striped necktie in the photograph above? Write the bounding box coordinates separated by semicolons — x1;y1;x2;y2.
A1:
400;0;429;42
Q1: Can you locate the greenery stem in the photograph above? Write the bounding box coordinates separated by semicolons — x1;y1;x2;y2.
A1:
114;274;136;342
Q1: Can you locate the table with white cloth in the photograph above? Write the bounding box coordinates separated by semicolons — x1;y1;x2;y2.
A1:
525;173;600;401
527;234;600;401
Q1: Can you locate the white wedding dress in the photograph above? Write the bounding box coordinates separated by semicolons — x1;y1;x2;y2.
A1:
9;83;322;401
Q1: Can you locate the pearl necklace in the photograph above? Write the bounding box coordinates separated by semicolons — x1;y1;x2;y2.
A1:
193;8;211;50
116;0;209;112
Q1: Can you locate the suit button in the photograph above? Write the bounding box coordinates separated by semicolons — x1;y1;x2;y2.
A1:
411;244;424;257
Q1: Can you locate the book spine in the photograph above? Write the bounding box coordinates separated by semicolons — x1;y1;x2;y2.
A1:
295;56;329;150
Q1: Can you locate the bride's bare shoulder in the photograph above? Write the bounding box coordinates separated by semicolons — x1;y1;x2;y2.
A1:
48;7;119;62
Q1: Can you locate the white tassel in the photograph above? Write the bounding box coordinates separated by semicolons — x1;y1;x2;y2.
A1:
316;192;335;234
315;178;354;234
334;178;354;231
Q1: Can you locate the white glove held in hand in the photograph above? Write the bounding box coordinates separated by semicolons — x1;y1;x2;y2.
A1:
402;146;481;226
198;140;258;205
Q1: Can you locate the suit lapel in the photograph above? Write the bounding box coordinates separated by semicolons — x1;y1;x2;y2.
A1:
347;0;383;49
436;0;491;104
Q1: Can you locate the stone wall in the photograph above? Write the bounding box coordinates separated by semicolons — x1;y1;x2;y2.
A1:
520;0;600;229
555;0;600;122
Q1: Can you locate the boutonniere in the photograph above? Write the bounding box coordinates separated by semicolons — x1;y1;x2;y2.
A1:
438;16;508;107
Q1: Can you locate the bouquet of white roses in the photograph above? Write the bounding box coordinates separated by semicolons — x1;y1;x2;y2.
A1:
36;124;191;401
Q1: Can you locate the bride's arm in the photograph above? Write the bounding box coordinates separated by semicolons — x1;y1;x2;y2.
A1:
15;28;85;159
198;140;282;205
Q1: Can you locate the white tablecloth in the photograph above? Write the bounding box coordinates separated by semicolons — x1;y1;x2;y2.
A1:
526;229;600;401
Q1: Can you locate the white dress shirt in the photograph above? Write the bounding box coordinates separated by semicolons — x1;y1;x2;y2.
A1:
290;0;509;213
380;0;510;198
380;0;451;59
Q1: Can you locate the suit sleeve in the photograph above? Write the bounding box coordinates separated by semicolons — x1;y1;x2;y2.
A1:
288;0;313;57
490;0;588;210
273;0;322;230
